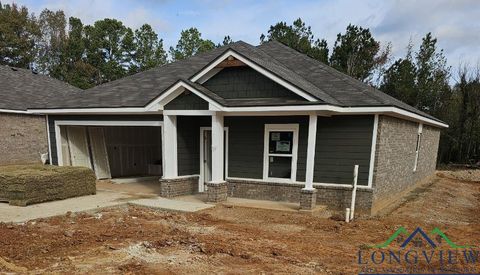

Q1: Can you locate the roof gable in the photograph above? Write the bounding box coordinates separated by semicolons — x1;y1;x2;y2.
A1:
203;66;307;101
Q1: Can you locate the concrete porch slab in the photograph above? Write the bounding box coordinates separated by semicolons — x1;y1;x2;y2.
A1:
173;194;328;214
128;197;214;212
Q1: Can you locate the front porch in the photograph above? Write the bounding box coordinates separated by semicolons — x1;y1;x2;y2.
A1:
160;112;322;210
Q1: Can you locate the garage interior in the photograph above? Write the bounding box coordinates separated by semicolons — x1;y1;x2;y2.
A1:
59;125;162;179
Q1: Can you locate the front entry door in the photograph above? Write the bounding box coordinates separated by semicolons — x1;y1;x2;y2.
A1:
200;128;228;192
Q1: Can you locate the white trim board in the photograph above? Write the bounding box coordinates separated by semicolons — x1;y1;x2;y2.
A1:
46;115;52;163
144;80;224;112
54;120;163;127
222;106;448;128
27;104;447;129
190;50;318;102
0;109;30;114
367;114;379;187
29;107;151;114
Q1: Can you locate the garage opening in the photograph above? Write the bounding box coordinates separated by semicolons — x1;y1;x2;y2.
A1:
58;125;162;179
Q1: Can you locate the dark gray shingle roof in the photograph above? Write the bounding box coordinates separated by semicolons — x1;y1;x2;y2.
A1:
257;41;439;121
5;40;441;123
0;65;82;110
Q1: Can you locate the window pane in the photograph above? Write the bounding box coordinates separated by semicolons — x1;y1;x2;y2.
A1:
269;156;292;178
269;131;293;154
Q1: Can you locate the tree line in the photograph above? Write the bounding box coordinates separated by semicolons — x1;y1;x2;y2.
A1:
0;3;478;165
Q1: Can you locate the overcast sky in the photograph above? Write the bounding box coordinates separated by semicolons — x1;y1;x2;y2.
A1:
7;0;480;76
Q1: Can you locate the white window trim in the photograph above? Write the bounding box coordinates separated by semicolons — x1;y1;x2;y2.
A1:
263;124;299;182
199;127;229;192
413;123;423;172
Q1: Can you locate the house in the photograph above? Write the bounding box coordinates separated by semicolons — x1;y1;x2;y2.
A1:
22;41;446;214
0;65;81;165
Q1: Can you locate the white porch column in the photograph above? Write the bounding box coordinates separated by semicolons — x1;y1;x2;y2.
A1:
304;113;318;190
211;113;225;183
162;114;178;178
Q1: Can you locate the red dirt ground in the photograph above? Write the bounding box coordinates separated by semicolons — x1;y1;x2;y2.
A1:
0;170;478;274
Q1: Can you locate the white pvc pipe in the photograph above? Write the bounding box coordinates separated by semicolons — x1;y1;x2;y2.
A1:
350;165;359;221
345;208;350;223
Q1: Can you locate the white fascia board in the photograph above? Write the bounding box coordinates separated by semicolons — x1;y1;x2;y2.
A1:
55;120;163;127
28;107;150;114
145;80;225;111
163;110;216;116
0;108;30;114
223;105;448;128
189;50;318;102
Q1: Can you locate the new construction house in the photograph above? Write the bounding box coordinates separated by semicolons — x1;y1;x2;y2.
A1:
2;41;447;214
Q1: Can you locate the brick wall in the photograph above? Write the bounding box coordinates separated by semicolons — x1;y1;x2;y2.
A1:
371;116;440;212
227;178;373;213
0;113;48;165
159;176;199;197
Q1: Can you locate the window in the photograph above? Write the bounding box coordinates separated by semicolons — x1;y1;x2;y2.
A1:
413;124;423;172
263;124;299;181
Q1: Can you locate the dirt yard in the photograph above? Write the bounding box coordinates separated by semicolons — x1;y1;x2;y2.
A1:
0;170;478;274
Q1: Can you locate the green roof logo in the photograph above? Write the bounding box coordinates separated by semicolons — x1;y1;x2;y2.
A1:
369;227;474;249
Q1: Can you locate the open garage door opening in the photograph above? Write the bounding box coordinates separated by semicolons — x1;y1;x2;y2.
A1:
58;125;162;179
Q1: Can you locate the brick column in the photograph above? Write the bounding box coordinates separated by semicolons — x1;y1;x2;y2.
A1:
206;182;228;202
300;188;317;210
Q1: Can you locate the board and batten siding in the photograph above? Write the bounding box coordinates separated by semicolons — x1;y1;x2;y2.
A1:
203;67;307;100
313;115;374;185
225;116;309;182
48;115;163;165
176;116;211;175
164;92;209;110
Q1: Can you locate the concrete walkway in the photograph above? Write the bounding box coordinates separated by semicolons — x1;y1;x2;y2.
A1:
0;191;131;223
0;190;213;223
129;197;214;212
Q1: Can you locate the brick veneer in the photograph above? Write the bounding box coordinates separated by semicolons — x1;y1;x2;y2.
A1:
371;115;440;213
226;178;373;213
206;182;228;202
0;113;48;165
159;176;199;197
300;189;317;210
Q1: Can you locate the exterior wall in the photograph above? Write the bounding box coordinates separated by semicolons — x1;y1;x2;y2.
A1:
159;176;199;197
177;116;211;175
48;115;163;165
314;115;373;185
0;113;48;165
227;178;373;213
225;115;373;184
203;67;306;100
371;115;440;212
164;92;208;110
225;116;308;181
